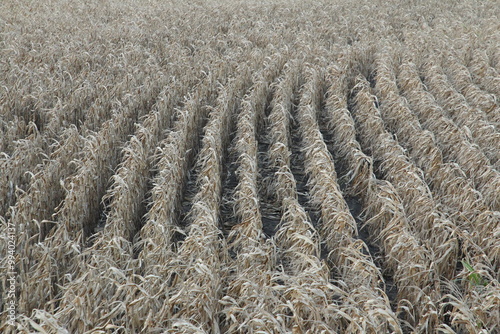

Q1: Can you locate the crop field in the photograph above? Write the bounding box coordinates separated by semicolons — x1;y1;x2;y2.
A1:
1;0;499;332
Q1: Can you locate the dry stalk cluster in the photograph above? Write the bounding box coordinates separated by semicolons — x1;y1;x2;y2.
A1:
15;64;171;323
421;56;500;168
374;48;500;274
0;123;47;217
100;68;202;245
52;56;240;332
442;51;500;127
138;61;232;269
488;44;500;72
221;52;288;333
265;62;344;332
323;62;441;332
130;61;235;332
352;76;458;279
376;48;500;333
2;126;83;317
2;0;500;332
0;117;26;155
297;65;401;333
162;56;259;332
397;58;500;212
466;49;500;99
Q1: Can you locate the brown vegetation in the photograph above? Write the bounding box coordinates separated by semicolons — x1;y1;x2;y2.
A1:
1;0;499;332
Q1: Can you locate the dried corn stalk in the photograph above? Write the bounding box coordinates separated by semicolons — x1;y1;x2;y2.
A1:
443;51;500;127
221;52;289;332
375;48;500;272
421;56;500;167
398;58;500;212
297;65;401;333
353;76;458;279
466;49;500;98
325;60;443;331
163;57;258;332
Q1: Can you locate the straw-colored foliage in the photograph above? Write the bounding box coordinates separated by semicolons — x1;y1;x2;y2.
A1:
1;0;499;333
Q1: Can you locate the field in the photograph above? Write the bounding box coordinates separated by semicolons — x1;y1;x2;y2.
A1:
1;0;499;332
